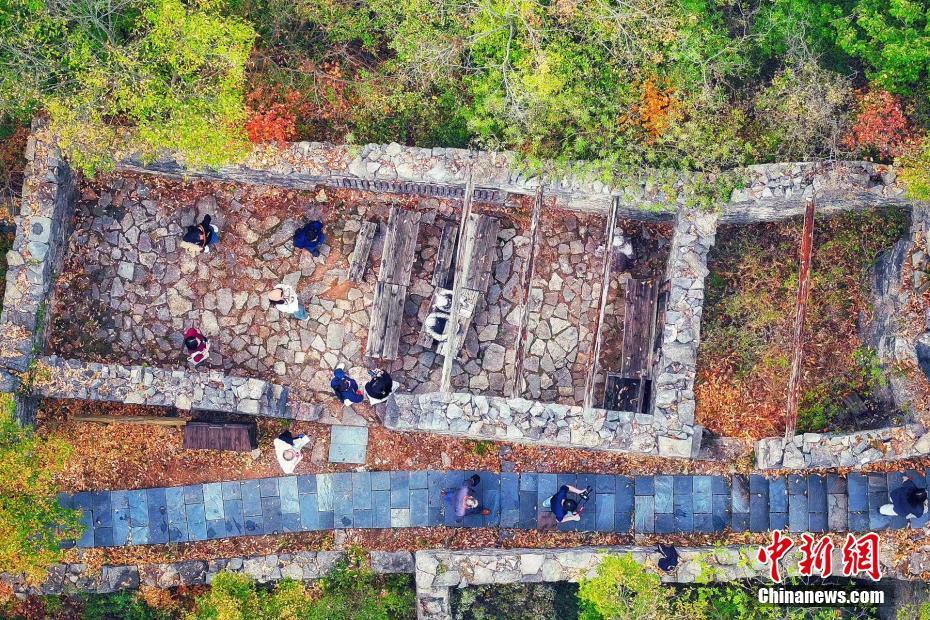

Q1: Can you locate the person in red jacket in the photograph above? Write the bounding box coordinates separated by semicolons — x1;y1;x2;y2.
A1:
183;327;210;366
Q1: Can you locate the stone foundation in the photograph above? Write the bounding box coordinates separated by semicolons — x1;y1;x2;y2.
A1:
0;550;413;597
0;121;78;391
31;355;288;416
413;545;903;619
120;143;907;223
383;392;659;454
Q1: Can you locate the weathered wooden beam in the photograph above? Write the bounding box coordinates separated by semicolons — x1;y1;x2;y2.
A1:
509;186;545;398
583;196;620;410
73;415;187;427
347;220;379;282
785;197;816;438
439;164;475;394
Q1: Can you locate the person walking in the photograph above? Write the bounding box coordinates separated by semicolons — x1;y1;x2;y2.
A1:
183;327;210;366
880;477;928;520
364;368;394;404
294;220;326;257
181;214;220;254
273;430;311;474
267;283;309;320
441;474;491;522
330;363;364;405
546;483;591;523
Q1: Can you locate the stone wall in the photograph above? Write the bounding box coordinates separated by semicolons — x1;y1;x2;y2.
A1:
650;207;717;458
1;550;413;597
31;355;288;417
119;143;908;223
0;122;78;387
382;392;660;455
755;424;930;469
414;545;903;619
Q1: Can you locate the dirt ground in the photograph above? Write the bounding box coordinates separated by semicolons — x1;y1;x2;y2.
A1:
695;208;910;439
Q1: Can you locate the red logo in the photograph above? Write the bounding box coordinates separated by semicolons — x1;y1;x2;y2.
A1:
756;530;794;582
757;532;882;582
841;532;882;581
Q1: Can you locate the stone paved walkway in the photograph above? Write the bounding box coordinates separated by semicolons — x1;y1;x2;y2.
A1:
65;469;929;548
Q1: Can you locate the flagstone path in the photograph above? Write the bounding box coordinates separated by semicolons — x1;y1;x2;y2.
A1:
65;469;930;548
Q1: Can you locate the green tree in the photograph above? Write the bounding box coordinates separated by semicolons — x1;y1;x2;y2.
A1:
0;0;256;174
835;0;930;95
0;393;81;583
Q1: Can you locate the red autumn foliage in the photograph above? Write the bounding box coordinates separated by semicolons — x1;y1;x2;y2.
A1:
244;62;354;144
844;90;921;160
244;87;309;144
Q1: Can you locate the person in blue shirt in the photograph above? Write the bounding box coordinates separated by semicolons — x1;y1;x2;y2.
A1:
549;484;590;523
330;363;364;405
294;220;326;256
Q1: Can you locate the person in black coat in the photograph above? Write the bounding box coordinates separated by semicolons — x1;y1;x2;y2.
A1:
880;478;928;519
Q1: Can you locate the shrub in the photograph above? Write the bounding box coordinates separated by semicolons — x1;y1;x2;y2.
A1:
899;137;930;201
578;554;672;620
844;90;921;160
0;393;82;583
187;548;414;619
750;59;853;161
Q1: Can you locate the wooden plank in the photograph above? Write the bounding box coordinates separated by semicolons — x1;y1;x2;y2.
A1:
785;198;816;438
432;223;458;288
74;415;187;427
458;214;501;293
440;165;475;393
347;221;378;282
366;281;408;360
582;197;619;410
619;279;659;380
183;422;257;452
436;289;481;356
380;207;422;286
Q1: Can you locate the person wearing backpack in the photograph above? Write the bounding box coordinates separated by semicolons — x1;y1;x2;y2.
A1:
330;363;364;405
294;220;326;256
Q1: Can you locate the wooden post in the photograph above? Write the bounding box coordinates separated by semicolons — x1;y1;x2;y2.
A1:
785;197;816;438
439;164;475;394
582;196;620;410
508;186;545;398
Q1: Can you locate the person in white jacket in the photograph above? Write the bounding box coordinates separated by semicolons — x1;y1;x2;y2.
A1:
267;283;309;320
273;431;311;474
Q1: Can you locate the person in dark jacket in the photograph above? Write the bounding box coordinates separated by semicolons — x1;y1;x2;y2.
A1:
656;544;679;572
364;369;394;404
880;478;928;519
330;363;364;405
182;214;219;253
547;484;591;523
294;220;326;256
